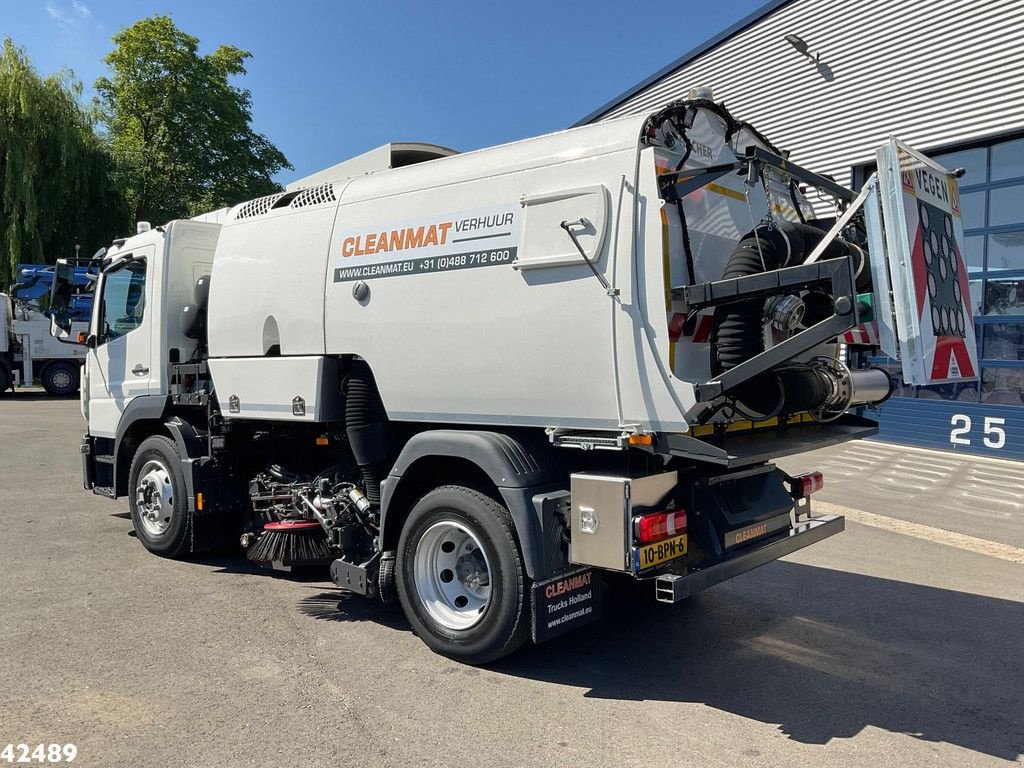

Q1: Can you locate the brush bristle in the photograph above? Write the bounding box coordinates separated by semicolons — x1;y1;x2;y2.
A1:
246;528;333;568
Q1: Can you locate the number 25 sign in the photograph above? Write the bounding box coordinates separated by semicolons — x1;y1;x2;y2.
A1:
950;414;1007;449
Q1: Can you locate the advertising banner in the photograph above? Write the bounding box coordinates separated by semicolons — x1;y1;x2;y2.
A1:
332;205;521;283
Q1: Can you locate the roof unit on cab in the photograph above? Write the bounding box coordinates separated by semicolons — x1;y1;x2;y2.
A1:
284;142;459;191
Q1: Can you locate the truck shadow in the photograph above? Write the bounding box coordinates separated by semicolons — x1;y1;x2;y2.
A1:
490;561;1024;761
195;553;336;582
299;591;410;631
196;550;1023;760
0;392;70;402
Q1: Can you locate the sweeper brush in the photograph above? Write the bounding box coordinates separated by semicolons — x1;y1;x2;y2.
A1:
246;520;333;570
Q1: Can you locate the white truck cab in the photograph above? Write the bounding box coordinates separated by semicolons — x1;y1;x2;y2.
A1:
72;222;220;436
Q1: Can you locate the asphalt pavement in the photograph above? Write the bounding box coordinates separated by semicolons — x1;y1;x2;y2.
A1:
2;393;1022;767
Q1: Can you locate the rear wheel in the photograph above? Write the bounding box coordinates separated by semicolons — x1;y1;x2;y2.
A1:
41;361;79;396
128;436;190;558
0;365;10;395
396;485;529;664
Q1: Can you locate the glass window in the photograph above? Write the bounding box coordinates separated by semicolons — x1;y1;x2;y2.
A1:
989;183;1024;227
991;137;1024;182
982;323;1024;360
99;260;147;344
959;190;986;230
969;279;985;316
987;230;1024;271
933;146;987;186
855;163;877;188
964;234;984;270
916;380;979;402
982;366;1024;404
858;139;1024;409
984;278;1024;316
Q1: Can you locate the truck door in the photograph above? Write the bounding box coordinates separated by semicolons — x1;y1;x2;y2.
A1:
87;248;155;437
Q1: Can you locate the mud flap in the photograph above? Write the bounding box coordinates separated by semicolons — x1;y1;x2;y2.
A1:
530;567;604;643
183;458;235;553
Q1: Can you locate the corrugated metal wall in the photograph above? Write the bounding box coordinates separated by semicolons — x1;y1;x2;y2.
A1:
870;398;1024;460
592;0;1024;189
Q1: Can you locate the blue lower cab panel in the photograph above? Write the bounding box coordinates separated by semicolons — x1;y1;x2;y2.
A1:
869;397;1024;460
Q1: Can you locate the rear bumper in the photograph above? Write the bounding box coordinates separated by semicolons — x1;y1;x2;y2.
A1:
653;514;844;603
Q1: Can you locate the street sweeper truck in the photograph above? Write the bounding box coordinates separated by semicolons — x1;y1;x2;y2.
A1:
49;94;978;663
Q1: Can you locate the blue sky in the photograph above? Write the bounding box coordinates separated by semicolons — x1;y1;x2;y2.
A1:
3;0;769;185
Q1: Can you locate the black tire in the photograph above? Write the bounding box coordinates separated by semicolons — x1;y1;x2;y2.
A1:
41;361;80;396
0;365;10;395
396;485;530;665
128;435;191;558
378;553;397;604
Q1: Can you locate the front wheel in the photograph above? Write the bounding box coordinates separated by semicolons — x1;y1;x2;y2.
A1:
396;486;530;664
41;361;80;396
128;435;190;557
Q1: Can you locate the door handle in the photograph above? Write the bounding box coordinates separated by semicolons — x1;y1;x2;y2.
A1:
132;364;149;376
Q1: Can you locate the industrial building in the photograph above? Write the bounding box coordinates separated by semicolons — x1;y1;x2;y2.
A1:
580;0;1024;458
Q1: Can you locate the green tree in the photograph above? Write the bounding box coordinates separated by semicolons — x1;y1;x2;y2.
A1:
0;39;126;287
95;16;291;224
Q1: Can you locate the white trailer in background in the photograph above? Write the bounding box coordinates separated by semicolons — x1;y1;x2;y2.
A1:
49;95;978;663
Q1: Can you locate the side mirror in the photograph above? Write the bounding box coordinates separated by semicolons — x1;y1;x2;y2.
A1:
49;314;91;346
49;260;75;315
48;259;85;343
50;312;72;339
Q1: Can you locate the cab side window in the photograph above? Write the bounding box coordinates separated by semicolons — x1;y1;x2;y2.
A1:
99;260;147;344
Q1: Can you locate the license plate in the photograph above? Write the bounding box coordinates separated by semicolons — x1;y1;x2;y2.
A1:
634;533;688;571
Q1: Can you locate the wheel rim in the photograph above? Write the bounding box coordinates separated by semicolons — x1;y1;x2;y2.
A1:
135;460;174;537
413;520;492;631
50;369;72;390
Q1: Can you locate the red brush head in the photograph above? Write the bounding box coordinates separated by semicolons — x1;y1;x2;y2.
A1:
264;520;321;532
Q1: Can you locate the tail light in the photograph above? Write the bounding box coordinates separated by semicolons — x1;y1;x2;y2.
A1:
790;471;824;498
634;509;687;544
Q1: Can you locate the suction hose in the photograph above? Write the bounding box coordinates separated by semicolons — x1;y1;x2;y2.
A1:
344;359;391;506
711;220;875;415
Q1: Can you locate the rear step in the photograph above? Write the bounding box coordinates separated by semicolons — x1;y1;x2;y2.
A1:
654;514;844;603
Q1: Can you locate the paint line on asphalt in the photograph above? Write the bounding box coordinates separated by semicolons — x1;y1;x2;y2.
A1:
865;438;1024;470
812;500;1024;565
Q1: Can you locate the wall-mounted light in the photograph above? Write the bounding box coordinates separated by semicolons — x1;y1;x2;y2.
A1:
784;33;820;64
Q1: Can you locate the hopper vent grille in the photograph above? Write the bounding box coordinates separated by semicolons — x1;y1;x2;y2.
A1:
290;184;337;209
234;193;284;220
